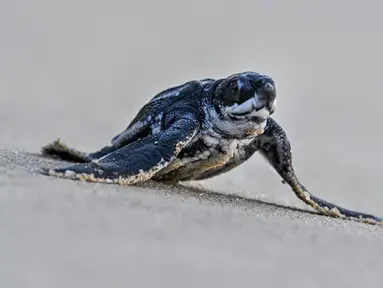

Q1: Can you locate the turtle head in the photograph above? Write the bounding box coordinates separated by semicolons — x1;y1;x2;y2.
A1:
212;72;277;120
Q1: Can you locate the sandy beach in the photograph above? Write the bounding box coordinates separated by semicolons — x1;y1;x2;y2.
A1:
1;0;383;287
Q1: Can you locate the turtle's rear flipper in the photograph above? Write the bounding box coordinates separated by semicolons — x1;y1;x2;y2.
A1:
41;139;91;163
41;139;117;163
39;115;199;185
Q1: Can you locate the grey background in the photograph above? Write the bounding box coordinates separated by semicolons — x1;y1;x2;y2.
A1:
1;0;383;287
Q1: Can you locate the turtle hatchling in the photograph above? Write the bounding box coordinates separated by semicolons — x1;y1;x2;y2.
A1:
40;71;383;225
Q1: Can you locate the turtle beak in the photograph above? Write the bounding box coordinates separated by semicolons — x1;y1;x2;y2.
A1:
225;81;276;118
268;98;277;115
263;83;276;113
251;82;276;117
247;100;271;118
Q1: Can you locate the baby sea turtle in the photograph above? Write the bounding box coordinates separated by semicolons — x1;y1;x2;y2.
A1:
40;71;383;225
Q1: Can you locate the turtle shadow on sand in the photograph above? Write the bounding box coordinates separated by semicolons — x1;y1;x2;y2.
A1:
20;150;383;226
149;180;321;216
30;150;319;218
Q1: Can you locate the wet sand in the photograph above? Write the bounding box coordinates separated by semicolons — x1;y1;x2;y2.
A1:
2;0;383;287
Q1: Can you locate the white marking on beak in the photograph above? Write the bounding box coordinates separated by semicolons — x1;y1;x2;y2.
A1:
226;92;269;116
252;92;266;110
225;97;255;115
248;106;270;118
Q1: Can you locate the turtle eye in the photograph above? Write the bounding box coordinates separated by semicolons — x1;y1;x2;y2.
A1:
231;80;239;93
230;80;240;102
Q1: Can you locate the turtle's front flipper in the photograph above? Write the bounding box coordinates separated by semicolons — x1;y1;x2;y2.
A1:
257;118;383;225
39;114;199;185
